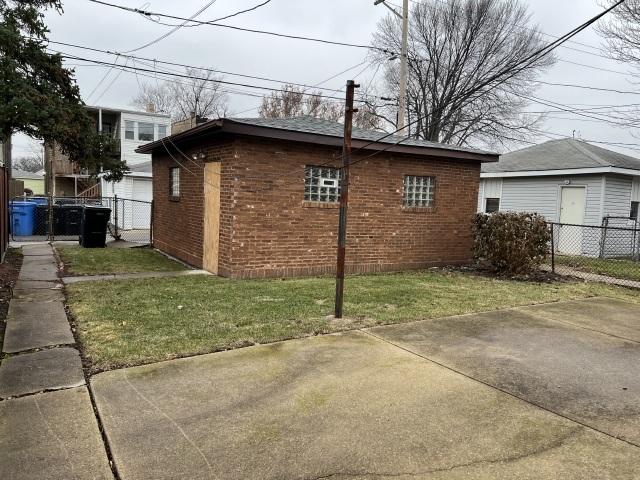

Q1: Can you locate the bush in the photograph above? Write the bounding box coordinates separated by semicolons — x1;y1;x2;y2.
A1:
473;212;550;276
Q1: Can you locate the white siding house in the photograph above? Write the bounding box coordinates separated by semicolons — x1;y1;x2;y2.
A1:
478;139;640;257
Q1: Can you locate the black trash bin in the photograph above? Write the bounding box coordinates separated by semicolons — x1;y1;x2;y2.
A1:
59;204;83;236
80;206;111;248
34;205;49;235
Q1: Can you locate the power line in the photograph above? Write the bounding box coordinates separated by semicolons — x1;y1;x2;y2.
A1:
47;39;385;100
58;52;369;104
123;0;219;54
142;0;273;28
86;0;394;55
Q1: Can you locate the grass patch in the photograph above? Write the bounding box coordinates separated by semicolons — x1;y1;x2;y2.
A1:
56;245;187;276
555;255;640;282
66;269;640;372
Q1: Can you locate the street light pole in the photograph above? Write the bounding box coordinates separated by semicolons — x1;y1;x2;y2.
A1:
375;0;409;133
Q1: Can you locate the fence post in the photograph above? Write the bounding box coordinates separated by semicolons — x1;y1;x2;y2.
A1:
599;217;608;258
113;195;119;240
550;223;555;273
48;193;54;241
150;199;154;246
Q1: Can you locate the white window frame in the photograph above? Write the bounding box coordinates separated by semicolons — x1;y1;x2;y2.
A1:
403;175;435;208
304;166;341;203
124;121;135;140
138;122;154;142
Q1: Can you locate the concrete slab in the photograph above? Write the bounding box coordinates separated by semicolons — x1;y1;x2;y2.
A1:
21;244;54;256
3;301;74;353
91;331;640;480
521;297;640;343
7;299;67;322
12;288;64;302
13;280;60;290
0;348;85;398
18;257;58;281
369;301;640;446
0;387;113;480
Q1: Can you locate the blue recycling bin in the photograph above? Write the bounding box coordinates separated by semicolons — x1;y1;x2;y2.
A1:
28;197;49;206
10;201;37;236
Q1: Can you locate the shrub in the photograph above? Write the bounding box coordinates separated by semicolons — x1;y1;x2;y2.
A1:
473;212;550;276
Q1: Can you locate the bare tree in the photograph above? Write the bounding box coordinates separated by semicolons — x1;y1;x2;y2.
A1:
14;142;44;172
371;0;554;149
259;84;384;130
597;0;640;66
15;155;43;173
132;68;228;120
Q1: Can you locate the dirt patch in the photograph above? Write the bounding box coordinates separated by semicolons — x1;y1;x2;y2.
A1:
447;264;573;283
0;249;24;352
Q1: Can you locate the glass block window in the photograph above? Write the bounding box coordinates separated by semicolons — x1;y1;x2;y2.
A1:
304;166;341;203
170;167;180;197
403;175;435;207
125;121;135;140
138;122;154;141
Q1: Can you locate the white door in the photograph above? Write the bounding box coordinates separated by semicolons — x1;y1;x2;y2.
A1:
558;187;586;254
131;179;152;229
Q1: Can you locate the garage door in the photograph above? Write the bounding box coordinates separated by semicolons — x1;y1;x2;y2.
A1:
131;179;152;229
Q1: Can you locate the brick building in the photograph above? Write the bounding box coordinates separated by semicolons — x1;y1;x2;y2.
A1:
137;117;498;278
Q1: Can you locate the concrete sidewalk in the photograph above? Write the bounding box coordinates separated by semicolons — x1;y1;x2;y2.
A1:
0;244;112;480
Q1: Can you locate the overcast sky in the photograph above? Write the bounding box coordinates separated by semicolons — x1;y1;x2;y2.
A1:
12;0;640;159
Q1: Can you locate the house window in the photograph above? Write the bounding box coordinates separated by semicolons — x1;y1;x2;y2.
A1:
304;166;341;203
170;167;180;198
138;122;154;141
403;175;435;208
125;121;135;140
158;125;167;138
631;201;639;220
485;197;500;213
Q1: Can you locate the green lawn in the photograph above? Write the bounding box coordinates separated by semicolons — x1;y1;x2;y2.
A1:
57;245;187;276
66;269;640;372
555;255;640;282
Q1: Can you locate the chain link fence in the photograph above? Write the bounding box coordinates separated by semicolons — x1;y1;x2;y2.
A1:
9;196;152;245
549;219;640;287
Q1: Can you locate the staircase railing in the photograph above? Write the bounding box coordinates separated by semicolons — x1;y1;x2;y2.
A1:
77;182;101;198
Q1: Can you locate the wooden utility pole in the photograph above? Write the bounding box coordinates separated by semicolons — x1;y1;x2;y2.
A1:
398;0;409;133
374;0;409;133
334;80;359;319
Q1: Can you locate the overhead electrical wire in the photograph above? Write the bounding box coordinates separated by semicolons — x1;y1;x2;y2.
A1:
86;0;395;55
123;0;219;54
48;39;386;100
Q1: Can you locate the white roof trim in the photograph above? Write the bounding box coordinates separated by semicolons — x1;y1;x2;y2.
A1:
126;172;152;178
481;166;640;178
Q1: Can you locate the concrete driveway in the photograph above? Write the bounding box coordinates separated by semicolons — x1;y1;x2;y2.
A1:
91;297;640;479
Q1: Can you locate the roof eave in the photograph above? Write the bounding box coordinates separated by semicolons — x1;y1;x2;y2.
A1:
138;118;498;162
481;166;640;178
135;119;224;153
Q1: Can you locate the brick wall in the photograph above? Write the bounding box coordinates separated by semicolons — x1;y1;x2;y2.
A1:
151;138;234;268
153;135;481;277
